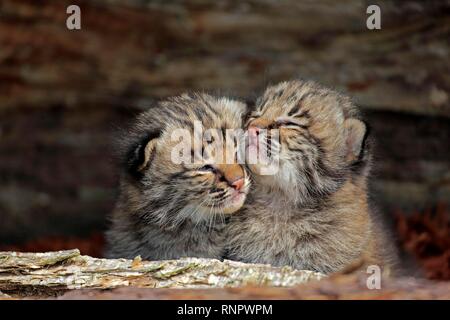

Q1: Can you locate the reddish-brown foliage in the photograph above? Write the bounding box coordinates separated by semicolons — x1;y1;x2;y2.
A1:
396;204;450;280
1;206;449;281
0;233;105;258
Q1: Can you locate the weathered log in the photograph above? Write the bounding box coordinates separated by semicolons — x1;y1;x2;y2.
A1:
0;250;325;298
1;250;449;300
55;274;450;300
1;0;449;116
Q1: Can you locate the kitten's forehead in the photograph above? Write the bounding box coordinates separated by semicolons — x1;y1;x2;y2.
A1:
156;93;245;131
196;96;245;129
256;81;305;117
255;80;349;123
154;95;245;154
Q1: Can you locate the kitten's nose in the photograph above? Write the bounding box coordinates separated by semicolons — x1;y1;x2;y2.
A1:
217;164;245;191
248;126;261;145
248;126;261;136
231;177;244;191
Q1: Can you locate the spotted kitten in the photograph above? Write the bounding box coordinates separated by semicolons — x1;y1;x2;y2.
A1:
226;80;397;274
105;93;250;260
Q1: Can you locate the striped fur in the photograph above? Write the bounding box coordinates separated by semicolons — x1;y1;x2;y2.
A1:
105;93;250;260
226;80;398;274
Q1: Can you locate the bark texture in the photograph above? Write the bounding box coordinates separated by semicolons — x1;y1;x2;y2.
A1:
56;275;450;300
1;250;449;300
0;250;324;298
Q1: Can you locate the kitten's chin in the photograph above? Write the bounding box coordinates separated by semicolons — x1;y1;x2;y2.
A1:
250;162;298;196
223;194;245;214
195;191;247;217
221;192;247;214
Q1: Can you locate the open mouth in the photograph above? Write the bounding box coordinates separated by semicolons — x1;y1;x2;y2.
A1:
247;131;260;156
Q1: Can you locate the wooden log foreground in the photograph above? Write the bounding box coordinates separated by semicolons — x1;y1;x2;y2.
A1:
0;250;449;300
0;249;324;298
55;275;450;300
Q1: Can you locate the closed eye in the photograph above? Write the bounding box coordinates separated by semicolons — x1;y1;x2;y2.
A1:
276;119;306;128
198;165;216;173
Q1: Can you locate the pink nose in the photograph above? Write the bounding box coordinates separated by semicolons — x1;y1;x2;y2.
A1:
231;178;245;191
248;126;261;145
248;126;261;136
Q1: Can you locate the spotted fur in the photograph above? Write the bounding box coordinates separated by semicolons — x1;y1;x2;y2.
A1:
226;80;398;274
105;93;250;260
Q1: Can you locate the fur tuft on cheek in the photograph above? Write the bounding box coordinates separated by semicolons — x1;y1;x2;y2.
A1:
277;161;298;189
254;159;300;194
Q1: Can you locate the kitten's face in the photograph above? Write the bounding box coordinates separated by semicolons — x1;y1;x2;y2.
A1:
157;126;250;217
124;93;250;226
245;80;367;203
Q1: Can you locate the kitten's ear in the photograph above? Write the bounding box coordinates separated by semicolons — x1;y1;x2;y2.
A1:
126;131;161;178
343;118;368;164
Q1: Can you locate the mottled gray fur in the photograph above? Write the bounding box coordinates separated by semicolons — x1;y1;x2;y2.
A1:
105;93;250;260
226;80;398;274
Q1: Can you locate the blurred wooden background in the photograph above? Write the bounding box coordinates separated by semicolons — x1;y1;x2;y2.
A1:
0;0;449;244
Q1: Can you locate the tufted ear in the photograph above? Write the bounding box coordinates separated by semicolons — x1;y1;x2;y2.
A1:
343;118;368;164
126;131;161;178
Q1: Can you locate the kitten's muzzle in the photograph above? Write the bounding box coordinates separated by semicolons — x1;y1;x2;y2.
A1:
247;125;261;152
214;164;245;191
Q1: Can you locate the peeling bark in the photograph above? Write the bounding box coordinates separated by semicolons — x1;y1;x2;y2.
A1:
0;250;325;298
1;250;449;300
55;274;450;300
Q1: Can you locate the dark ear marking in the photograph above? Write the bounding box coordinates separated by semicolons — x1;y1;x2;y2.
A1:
126;131;161;179
349;122;371;175
344;118;370;167
345;118;366;162
359;120;370;158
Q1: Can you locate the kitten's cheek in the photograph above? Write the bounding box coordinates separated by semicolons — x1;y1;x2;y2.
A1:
248;163;261;175
246;143;260;172
222;193;246;214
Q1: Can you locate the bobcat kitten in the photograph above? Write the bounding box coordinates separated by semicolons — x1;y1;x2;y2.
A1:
106;93;250;260
226;80;397;274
